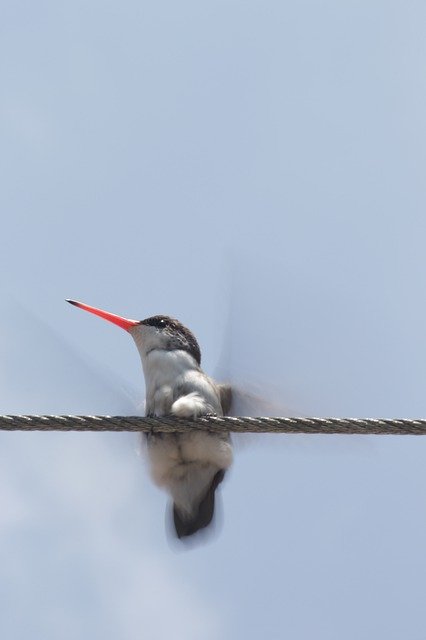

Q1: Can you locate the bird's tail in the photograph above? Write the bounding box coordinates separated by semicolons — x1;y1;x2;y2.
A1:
172;468;226;539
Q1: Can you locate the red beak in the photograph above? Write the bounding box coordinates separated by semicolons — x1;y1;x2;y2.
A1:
66;299;140;332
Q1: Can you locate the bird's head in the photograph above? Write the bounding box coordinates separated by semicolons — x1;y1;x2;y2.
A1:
66;300;201;365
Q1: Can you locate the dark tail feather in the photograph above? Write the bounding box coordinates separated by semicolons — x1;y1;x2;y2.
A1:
173;470;225;539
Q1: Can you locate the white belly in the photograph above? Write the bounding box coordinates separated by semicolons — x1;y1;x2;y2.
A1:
146;431;233;514
147;430;233;486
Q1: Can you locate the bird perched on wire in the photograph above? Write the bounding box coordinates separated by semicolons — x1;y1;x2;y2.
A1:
67;299;233;539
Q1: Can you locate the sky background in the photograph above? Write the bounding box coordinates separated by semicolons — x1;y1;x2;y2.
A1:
1;0;426;638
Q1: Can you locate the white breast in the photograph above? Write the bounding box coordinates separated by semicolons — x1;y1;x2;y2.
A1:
141;349;223;417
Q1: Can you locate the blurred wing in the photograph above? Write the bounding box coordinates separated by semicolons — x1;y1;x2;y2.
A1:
0;298;142;416
229;384;301;418
212;372;374;457
213;261;374;457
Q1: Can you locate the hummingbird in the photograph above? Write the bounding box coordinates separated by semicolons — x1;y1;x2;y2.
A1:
67;299;233;539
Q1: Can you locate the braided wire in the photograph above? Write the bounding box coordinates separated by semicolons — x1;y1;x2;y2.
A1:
0;415;426;435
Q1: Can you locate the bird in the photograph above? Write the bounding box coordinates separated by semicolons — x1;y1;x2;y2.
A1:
67;299;233;539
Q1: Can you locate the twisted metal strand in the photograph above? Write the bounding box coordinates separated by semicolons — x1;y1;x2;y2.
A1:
0;415;426;435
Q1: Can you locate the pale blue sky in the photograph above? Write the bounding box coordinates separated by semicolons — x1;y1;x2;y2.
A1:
1;1;426;638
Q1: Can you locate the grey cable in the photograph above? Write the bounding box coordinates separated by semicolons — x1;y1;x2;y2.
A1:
0;415;426;435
